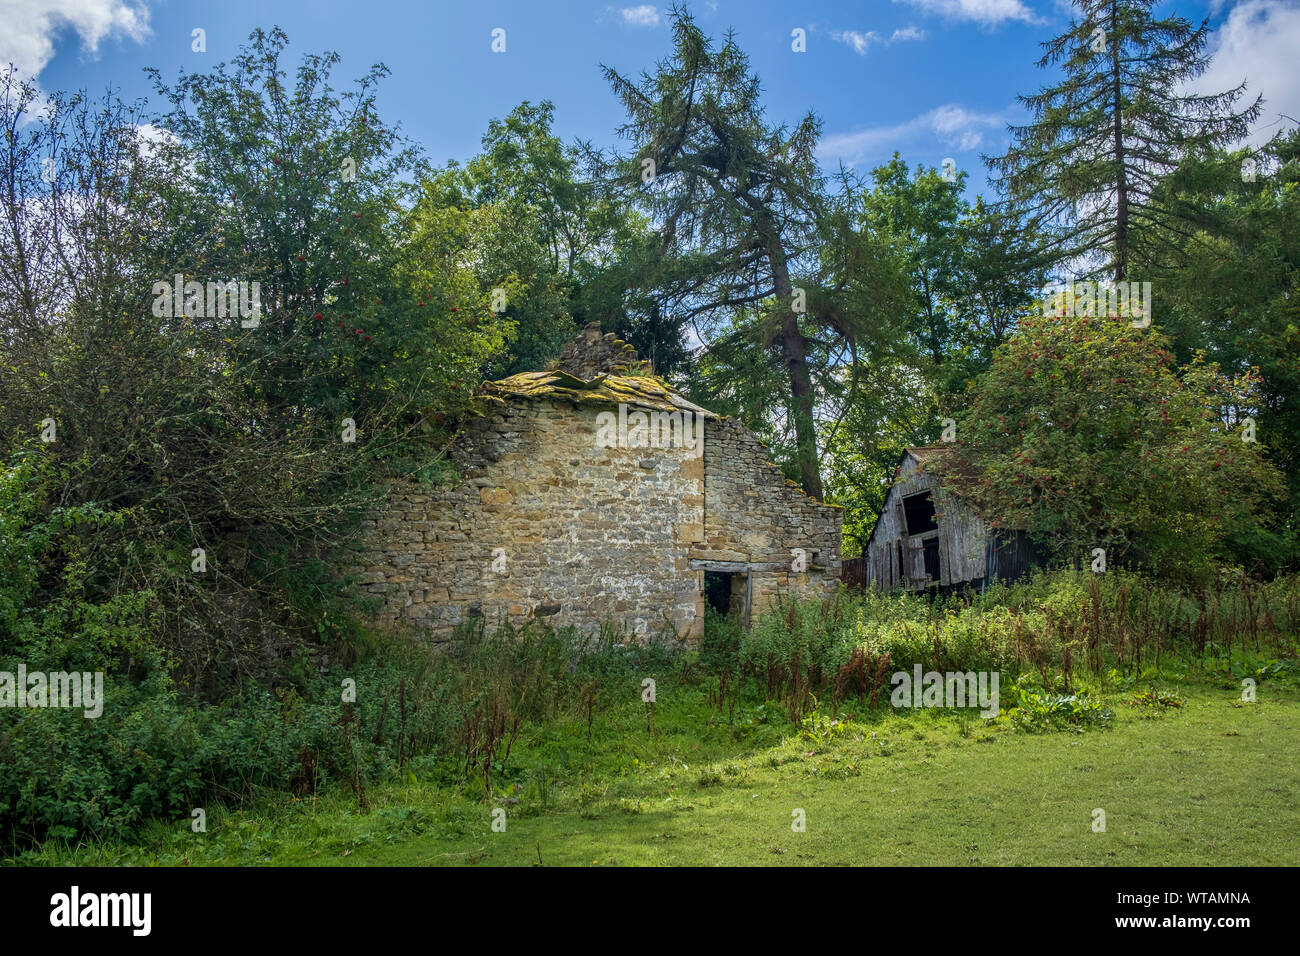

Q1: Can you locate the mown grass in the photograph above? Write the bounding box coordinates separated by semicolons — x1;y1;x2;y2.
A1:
15;665;1298;867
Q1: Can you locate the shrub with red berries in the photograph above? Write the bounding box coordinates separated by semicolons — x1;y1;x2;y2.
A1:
948;309;1284;579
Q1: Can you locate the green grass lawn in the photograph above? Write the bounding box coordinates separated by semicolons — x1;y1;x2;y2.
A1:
16;666;1299;867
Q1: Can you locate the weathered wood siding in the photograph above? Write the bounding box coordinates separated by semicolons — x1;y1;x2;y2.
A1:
840;555;867;590
863;452;988;591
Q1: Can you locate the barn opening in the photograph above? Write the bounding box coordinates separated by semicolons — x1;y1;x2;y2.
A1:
903;492;939;536
704;571;732;615
923;537;941;582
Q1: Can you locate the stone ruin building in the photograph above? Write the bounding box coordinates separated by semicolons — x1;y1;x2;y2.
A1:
356;322;843;642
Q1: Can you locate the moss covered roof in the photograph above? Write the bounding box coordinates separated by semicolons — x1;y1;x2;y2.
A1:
478;369;718;418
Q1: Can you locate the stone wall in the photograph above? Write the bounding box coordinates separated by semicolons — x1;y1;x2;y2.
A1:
355;356;844;642
696;418;843;615
358;398;706;642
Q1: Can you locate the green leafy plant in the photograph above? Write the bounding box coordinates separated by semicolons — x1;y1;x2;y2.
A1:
1129;687;1185;711
1003;679;1113;733
800;711;852;746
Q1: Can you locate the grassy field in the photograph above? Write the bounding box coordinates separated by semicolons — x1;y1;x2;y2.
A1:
16;668;1299;867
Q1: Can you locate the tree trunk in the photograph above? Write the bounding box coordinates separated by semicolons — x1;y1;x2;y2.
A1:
1111;0;1128;282
767;239;823;500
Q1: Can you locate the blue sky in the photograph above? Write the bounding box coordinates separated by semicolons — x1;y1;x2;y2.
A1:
10;1;1300;197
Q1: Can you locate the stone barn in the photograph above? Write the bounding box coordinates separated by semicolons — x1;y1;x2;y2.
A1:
862;446;1037;593
357;323;842;642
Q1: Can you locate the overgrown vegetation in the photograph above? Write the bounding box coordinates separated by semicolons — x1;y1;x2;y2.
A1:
948;309;1285;579
0;613;675;848
707;570;1300;721
4;3;1300;861
6;569;1295;853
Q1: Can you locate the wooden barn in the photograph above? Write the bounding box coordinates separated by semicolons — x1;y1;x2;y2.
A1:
861;446;1039;593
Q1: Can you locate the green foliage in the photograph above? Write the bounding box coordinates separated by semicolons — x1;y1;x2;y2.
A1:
736;570;1300;722
1;663;382;847
728;702;784;740
1128;686;1185;714
857;157;1045;397
0;615;678;848
463;100;644;376
1145;129;1300;570
410;99;653;381
699;607;744;673
739;592;861;710
800;711;852;746
951;309;1286;578
145;30;496;430
16;677;1299;867
599;7;910;498
989;0;1261;279
6;570;1298;858
1002;679;1113;733
1228;656;1295;685
820;162;1047;550
0;449;162;670
0;35;518;685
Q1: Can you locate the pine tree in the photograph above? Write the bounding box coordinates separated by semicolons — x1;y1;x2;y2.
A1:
599;8;825;496
599;8;904;499
989;0;1261;281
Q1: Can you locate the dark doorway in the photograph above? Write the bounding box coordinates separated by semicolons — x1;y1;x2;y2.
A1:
704;571;732;615
923;537;941;583
903;492;939;536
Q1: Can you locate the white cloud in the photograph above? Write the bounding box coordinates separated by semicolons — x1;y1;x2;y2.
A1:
892;0;1042;27
819;103;1008;167
135;120;177;158
832;30;882;55
0;0;151;80
832;25;925;55
1191;0;1300;148
928;104;998;150
619;5;661;27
